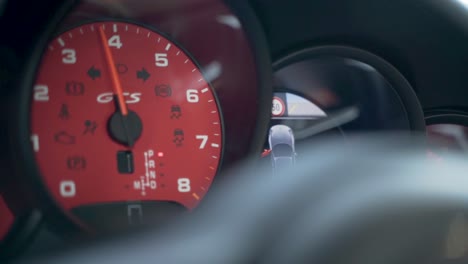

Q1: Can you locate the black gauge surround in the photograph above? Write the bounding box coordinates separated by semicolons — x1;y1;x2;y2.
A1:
272;46;426;134
6;0;273;238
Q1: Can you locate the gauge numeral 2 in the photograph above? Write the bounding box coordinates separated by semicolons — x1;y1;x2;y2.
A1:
177;178;191;193
34;85;49;101
60;180;76;198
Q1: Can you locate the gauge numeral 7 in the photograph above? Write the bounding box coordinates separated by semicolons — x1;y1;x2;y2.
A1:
196;135;208;149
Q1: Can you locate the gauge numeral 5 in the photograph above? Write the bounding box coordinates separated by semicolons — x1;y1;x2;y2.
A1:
155;53;168;67
34;85;49;101
177;178;191;193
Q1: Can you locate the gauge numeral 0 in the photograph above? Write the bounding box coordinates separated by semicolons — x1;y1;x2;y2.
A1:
155;53;168;67
60;181;76;198
177;178;191;193
186;89;199;103
62;49;77;64
34;85;49;101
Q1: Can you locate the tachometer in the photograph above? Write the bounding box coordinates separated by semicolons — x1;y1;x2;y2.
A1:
29;21;223;232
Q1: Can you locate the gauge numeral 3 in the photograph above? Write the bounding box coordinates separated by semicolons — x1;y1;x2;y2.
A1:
62;49;77;64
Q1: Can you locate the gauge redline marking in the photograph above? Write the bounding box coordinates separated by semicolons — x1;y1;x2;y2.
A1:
31;22;223;227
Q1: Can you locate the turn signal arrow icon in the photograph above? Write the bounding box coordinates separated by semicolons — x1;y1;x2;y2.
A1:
87;66;101;80
137;68;150;82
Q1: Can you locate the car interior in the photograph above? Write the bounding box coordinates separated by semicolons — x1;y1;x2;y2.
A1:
2;0;468;263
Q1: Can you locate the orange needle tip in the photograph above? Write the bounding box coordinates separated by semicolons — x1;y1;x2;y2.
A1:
99;26;128;116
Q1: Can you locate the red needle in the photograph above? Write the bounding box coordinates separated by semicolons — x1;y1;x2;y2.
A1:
99;27;128;116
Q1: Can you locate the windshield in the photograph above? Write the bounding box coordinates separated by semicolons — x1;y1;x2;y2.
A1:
272;144;294;157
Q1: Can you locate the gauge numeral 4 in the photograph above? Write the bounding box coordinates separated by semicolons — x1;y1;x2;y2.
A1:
60;180;76;198
34;85;49;101
108;35;123;49
155;53;168;67
177;178;191;193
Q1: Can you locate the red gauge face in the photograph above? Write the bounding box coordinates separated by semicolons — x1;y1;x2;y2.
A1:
0;196;14;240
30;21;222;231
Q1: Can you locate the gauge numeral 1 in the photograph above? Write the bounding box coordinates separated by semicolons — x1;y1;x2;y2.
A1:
34;85;49;101
186;89;199;103
60;181;76;198
177;178;191;193
31;134;39;152
196;135;208;149
108;35;123;49
62;49;77;64
155;53;168;67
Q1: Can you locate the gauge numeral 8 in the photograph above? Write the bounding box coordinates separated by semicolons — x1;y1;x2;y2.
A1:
177;178;191;193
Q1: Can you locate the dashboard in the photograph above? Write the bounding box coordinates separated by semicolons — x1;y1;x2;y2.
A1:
1;0;468;261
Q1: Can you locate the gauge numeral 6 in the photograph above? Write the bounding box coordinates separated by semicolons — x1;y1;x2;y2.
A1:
108;35;123;49
60;181;76;198
62;49;77;64
186;89;199;103
177;178;191;193
155;53;168;67
34;85;49;101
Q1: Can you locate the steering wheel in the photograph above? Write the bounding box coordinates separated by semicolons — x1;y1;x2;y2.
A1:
13;135;468;264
